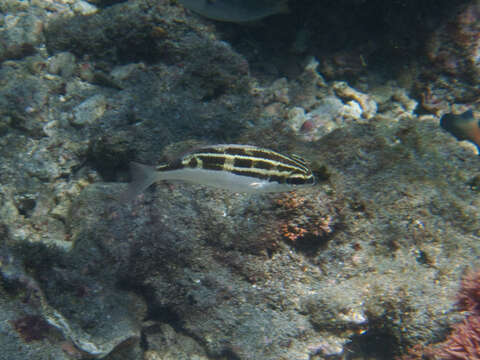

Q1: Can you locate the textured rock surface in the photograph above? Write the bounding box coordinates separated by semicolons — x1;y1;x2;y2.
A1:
0;0;479;359
418;0;480;113
57;115;479;359
426;0;480;84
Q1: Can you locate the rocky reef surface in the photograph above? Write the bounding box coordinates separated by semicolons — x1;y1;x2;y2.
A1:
0;0;479;359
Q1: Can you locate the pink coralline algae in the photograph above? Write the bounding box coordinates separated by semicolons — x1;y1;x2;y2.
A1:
433;316;480;359
457;270;480;316
10;315;51;343
399;270;480;360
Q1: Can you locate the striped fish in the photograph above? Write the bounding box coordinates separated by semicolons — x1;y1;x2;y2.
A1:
122;144;315;201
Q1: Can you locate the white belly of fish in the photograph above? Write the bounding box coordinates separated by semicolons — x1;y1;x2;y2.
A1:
156;168;292;193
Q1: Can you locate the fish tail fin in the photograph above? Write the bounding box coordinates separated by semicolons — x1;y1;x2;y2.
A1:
120;162;158;202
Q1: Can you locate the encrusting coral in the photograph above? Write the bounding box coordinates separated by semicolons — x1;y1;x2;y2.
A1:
399;270;480;360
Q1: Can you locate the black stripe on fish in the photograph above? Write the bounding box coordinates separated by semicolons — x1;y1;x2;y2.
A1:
231;169;270;180
269;175;287;184
197;155;225;171
286;176;313;185
233;157;254;168
255;160;274;170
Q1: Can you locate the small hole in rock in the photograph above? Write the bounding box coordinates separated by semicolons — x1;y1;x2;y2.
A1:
16;197;36;217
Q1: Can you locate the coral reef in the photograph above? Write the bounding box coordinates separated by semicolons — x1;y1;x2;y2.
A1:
10;315;52;343
0;0;479;359
400;269;480;360
458;270;480;314
417;0;480;113
434;316;480;359
426;1;480;84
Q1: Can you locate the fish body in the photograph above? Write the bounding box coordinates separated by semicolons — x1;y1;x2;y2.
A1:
178;0;289;22
440;110;480;150
123;144;315;201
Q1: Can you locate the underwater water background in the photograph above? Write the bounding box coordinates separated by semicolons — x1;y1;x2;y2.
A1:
0;0;479;359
